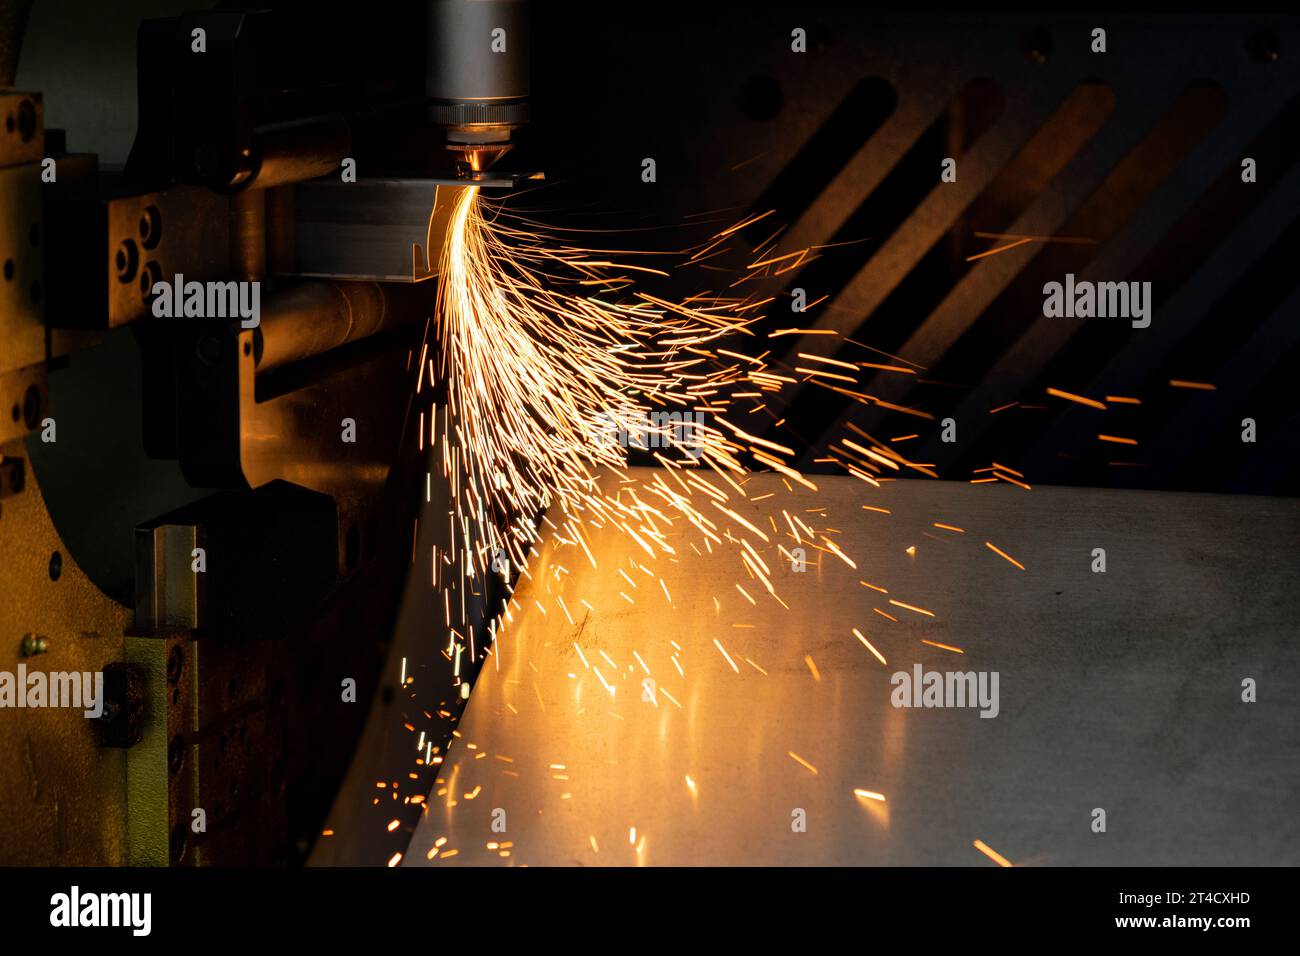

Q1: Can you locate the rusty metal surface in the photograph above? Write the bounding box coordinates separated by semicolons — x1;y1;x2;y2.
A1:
407;470;1300;866
0;90;42;166
0;160;42;367
0;92;46;444
0;443;131;865
0;81;117;864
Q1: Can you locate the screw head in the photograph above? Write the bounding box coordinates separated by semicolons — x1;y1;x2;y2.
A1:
19;633;49;656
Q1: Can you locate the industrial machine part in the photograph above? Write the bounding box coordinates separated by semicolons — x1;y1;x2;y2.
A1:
0;1;522;865
426;0;530;174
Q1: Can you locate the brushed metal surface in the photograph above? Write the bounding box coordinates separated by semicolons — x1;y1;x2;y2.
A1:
407;471;1300;866
290;179;483;283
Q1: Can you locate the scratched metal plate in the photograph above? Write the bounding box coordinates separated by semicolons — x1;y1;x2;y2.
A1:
405;470;1300;866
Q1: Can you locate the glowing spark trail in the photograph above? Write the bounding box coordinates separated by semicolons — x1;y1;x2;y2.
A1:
427;186;763;597
399;186;1045;866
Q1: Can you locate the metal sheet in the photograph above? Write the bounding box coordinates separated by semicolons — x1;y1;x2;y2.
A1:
290;178;512;282
407;471;1300;866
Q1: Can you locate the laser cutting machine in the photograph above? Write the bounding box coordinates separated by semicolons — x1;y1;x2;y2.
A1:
4;2;1300;869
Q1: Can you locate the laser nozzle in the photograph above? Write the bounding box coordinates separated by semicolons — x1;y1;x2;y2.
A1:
426;0;529;174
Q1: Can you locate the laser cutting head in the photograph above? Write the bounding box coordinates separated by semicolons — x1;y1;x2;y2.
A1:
426;0;529;175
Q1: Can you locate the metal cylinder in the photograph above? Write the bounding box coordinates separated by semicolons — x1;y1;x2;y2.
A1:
255;280;417;372
426;0;529;144
252;116;352;190
230;189;266;282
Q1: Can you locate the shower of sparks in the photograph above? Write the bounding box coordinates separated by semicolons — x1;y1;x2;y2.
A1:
425;186;783;617
337;195;1246;868
418;185;958;688
390;190;1069;866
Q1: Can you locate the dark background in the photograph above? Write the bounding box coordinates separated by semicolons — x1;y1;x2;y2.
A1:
522;4;1300;497
20;1;1300;497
